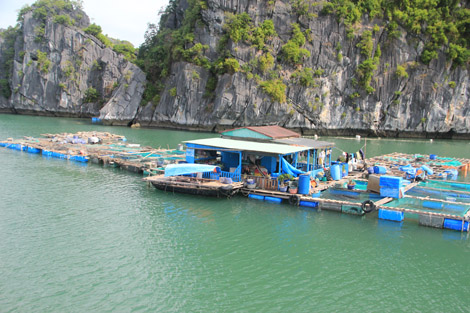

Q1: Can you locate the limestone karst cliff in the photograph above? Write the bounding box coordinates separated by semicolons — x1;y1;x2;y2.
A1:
1;0;469;138
0;0;145;124
134;0;470;138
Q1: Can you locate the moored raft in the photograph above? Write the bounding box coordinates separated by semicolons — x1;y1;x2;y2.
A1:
144;164;244;198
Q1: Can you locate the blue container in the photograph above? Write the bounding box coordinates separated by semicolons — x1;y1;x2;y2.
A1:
443;219;469;231
430;154;437;160
378;209;404;222
342;163;349;177
374;166;387;174
298;174;310;195
367;166;374;174
299;201;318;208
331;164;341;181
265;196;282;203
380;187;403;198
380;176;403;188
248;194;265;201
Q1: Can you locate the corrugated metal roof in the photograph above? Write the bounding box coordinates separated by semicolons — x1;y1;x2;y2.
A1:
184;138;309;155
274;138;335;149
221;125;300;139
221;128;272;140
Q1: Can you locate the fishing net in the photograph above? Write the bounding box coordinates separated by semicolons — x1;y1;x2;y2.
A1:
383;197;470;217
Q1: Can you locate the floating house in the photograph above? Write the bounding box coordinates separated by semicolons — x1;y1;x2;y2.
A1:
184;126;335;187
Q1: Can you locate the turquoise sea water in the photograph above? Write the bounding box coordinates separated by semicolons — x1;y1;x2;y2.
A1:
0;114;469;312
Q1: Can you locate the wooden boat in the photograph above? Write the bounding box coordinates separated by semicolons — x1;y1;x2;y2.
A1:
144;164;243;198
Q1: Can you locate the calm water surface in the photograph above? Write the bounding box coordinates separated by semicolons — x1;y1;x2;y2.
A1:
0;115;469;312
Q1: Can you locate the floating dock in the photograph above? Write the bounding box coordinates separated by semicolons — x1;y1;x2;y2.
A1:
1;133;469;233
0;131;186;175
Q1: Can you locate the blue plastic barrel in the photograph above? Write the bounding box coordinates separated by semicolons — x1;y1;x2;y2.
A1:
443;219;469;231
248;194;265;201
298;174;310;194
331;164;341;181
265;196;282;203
430;154;437;160
299;201;318;208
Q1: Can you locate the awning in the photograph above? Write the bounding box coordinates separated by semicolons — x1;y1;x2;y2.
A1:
164;164;221;177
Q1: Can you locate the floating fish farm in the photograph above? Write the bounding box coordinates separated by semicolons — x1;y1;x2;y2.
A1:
0;131;186;175
1;131;470;233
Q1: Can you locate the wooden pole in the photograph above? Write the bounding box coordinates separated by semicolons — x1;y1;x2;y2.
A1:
364;137;367;160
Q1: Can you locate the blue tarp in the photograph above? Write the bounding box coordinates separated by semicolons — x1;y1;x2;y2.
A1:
164;164;221;177
280;157;324;178
281;157;304;177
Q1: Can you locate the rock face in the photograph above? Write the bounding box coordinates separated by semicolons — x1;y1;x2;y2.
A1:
0;8;145;125
1;0;469;138
135;0;470;138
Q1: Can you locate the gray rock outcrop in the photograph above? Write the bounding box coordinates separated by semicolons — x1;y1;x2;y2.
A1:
0;0;468;139
134;0;470;138
1;8;145;124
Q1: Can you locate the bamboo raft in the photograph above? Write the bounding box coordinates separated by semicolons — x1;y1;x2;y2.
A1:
0;131;186;175
365;152;470;178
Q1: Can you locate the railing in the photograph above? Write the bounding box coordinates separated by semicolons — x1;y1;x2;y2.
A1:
220;170;241;182
202;170;242;182
244;175;279;191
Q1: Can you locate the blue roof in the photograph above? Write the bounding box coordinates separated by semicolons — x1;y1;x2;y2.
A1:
222;128;272;140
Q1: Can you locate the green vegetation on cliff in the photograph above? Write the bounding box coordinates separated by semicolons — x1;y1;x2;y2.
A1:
137;0;206;105
0;26;21;98
323;0;470;66
16;0;136;59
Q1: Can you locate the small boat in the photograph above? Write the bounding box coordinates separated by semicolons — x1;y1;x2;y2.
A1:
144;164;243;198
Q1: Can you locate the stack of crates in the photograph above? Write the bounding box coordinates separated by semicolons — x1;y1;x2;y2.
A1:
380;175;404;199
